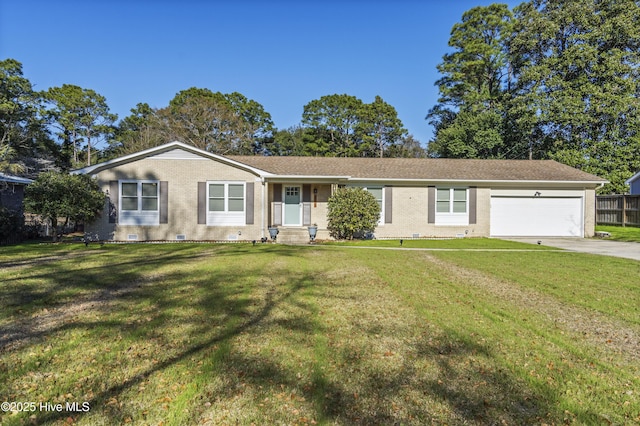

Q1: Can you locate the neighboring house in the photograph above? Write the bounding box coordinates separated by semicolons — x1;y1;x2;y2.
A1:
0;173;33;244
626;171;640;195
0;173;33;213
73;141;607;242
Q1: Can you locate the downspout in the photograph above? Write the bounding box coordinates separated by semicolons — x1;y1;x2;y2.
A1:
261;176;266;239
590;183;606;237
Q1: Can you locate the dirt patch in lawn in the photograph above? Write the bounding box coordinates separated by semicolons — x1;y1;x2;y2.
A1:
0;246;221;353
0;274;163;353
0;250;96;271
421;253;640;364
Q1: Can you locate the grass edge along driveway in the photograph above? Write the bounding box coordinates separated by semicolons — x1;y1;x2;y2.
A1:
0;241;638;425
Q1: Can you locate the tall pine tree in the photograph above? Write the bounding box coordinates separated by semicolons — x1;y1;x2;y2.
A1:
427;4;521;159
509;0;640;193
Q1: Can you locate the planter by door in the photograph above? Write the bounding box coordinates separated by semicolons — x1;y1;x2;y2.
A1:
308;225;318;241
268;226;279;241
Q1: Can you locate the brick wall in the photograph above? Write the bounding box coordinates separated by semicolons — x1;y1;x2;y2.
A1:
87;157;265;241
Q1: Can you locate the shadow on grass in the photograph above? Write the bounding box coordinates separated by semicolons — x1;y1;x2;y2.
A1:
0;244;215;325
0;243;601;425
0;243;316;424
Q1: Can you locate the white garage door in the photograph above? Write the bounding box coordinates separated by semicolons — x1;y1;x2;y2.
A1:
490;197;583;237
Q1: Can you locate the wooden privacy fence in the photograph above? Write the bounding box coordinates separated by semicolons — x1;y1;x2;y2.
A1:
596;195;640;226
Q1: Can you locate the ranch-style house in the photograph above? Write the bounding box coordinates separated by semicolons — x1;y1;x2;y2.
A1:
74;141;607;243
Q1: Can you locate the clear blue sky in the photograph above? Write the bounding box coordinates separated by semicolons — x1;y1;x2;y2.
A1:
1;0;518;149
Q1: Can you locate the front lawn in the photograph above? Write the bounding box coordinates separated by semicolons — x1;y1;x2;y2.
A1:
0;242;638;425
596;225;640;242
321;237;557;249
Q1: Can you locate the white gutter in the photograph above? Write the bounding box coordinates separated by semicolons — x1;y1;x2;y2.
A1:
265;176;607;187
625;171;640;185
348;177;607;185
265;175;351;181
0;173;33;185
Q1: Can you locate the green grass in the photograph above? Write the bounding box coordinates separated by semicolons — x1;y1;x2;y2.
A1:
0;242;639;425
322;237;557;250
596;225;640;242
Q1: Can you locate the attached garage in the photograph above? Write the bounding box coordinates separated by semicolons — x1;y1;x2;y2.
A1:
490;194;584;237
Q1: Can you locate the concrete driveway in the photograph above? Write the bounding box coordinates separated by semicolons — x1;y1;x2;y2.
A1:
507;237;640;261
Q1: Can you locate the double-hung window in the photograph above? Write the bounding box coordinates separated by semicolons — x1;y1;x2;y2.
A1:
120;181;160;225
366;187;384;225
348;185;384;225
435;188;468;225
207;182;245;225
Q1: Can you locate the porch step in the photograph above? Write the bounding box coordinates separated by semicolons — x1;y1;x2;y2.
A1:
276;227;312;245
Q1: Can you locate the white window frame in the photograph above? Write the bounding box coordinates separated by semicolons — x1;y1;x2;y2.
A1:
348;185;384;225
207;181;245;226
119;180;160;226
435;187;468;226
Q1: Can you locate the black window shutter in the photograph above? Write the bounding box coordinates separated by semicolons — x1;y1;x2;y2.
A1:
198;182;206;225
109;181;119;223
273;183;282;202
384;186;392;224
245;182;254;225
159;181;168;224
468;187;477;225
428;186;436;224
272;183;282;226
302;184;311;202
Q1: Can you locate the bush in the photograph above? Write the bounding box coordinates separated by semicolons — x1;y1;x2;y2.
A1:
24;171;105;241
0;207;23;244
327;187;380;240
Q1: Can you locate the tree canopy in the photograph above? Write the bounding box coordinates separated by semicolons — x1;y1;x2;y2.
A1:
24;171;105;241
43;84;117;168
111;88;274;156
297;94;415;158
2;60;424;171
427;4;520;160
428;0;640;193
5;0;640;193
0;59;53;175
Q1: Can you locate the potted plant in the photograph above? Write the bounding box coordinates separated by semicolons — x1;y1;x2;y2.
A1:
308;223;318;242
268;225;279;241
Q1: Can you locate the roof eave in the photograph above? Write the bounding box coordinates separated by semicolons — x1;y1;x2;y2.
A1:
268;176;608;186
0;173;34;185
72;141;274;178
625;171;640;185
265;175;351;182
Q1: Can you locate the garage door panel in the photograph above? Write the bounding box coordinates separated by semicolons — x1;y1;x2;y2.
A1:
490;197;583;237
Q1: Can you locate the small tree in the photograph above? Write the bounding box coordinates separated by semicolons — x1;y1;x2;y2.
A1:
327;187;380;240
24;171;105;241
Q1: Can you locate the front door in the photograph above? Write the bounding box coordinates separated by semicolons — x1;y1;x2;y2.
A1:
283;186;301;225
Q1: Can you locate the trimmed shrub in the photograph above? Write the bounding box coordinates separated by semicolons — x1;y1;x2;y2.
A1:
327;187;380;240
0;207;23;245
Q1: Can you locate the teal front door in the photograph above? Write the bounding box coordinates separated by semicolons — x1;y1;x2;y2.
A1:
283;186;301;225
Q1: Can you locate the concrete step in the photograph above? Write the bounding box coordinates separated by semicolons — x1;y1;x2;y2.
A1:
275;227;312;245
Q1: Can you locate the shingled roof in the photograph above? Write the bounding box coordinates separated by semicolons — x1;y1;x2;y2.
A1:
72;142;606;184
228;156;606;183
